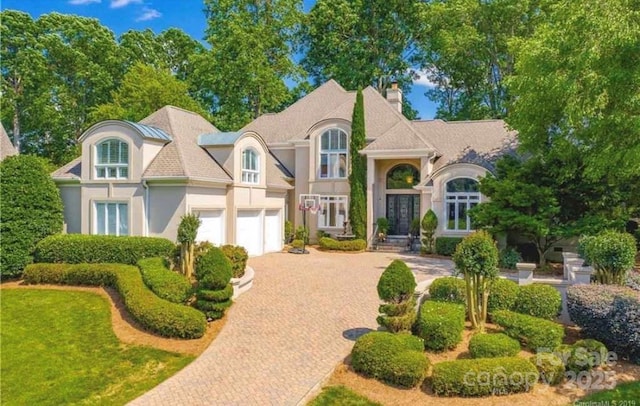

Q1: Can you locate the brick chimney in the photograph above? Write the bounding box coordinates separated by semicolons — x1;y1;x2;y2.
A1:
386;81;402;114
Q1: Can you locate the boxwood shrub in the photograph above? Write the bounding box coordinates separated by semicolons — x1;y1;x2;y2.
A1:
220;245;248;278
23;263;206;338
432;357;538;396
435;237;463;256
195;247;234;320
555;339;608;373
34;234;175;265
319;237;366;251
566;284;640;363
491;310;564;351
529;352;565;385
137;257;192;303
414;300;465;352
428;277;466;305
513;283;562;320
488;278;519;313
468;333;521;358
351;331;428;388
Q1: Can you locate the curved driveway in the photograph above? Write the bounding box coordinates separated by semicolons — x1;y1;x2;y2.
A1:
130;249;453;406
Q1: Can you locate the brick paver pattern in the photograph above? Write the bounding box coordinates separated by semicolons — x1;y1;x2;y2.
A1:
130;249;454;406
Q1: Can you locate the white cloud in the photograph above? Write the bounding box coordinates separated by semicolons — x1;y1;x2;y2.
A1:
110;0;142;8
412;68;439;88
135;7;162;21
68;0;101;5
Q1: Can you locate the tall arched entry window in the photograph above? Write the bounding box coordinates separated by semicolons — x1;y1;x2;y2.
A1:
445;178;480;231
385;164;420;235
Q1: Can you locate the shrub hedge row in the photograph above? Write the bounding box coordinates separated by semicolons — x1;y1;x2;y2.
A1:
487;278;520;313
318;237;366;251
137;257;192;303
491;310;564;351
34;234;175;265
220;245;248;279
468;333;521;358
435;237;463;256
432;357;538;396
428;277;466;305
351;331;429;388
513;283;562;320
566;284;640;363
23;263;206;338
414;300;465;352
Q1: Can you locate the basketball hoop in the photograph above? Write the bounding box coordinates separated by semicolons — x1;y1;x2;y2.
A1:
289;194;322;255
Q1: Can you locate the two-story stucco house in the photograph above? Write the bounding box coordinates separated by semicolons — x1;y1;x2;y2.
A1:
53;79;515;255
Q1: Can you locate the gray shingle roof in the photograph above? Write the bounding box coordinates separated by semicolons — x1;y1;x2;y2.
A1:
1;124;17;160
51;157;82;180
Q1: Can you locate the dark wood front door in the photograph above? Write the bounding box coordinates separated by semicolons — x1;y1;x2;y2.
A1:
386;194;420;235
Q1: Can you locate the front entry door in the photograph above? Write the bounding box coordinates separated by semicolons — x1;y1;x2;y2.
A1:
386;194;420;235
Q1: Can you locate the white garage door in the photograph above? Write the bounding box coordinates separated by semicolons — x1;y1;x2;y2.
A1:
236;210;263;256
264;210;282;253
195;210;224;246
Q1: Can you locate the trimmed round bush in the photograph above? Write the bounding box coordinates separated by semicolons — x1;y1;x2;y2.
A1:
555;339;608;373
414;300;465;351
469;333;521;358
491;310;565;351
23;263;206;338
580;230;637;285
513;283;562;320
384;350;430;388
435;237;463;256
291;239;304;249
137;257;192;303
432;357;538;396
351;331;427;388
195;247;233;290
377;260;416;303
35;234;175;265
1;155;63;277
488;278;519;313
220;245;248;278
529;353;565;385
318;237;366;251
428;277;466;305
196;284;234;302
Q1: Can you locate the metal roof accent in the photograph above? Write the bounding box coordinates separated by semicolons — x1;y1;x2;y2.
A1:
198;132;243;146
125;121;172;141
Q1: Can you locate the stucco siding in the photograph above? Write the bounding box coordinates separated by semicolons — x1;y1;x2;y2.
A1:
59;186;81;233
81;183;145;236
148;185;186;240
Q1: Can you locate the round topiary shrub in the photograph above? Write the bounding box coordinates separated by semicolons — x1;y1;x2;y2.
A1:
428;277;466;305
488;278;519;313
221;244;248;278
469;333;521;358
513;283;562;320
414;300;465;352
555;339;608;373
529;352;565;385
0;155;63;278
580;230;637;285
384;350;430;388
195;247;233;290
377;260;416;303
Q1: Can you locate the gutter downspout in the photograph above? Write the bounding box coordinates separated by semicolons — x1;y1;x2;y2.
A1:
142;180;149;237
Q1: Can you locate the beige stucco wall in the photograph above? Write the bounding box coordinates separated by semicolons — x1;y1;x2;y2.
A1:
233;134;268;188
148;185;187;240
59;186;81;233
270;147;295;176
80;183;145;236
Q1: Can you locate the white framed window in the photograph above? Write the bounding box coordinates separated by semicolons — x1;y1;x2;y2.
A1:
445;178;480;231
94;202;128;236
319;128;347;179
95;139;128;179
241;148;259;184
318;195;348;228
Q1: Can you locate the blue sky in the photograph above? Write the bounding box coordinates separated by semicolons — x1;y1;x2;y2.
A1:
2;0;437;119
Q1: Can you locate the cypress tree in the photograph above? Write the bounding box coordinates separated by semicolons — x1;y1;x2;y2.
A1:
349;88;367;240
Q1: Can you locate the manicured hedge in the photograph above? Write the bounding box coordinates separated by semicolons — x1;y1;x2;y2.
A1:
468;333;521;358
491;310;564;351
23;263;206;338
513;283;562;320
318;237;366;251
34;234;175;265
220;245;248;278
137;257;192;303
351;331;428;388
487;278;519;313
567;284;640;363
432;357;538;396
414;301;465;351
377;260;416;303
435;237;463;256
529;352;565;385
428;277;466;305
555;339;608;373
195;247;234;320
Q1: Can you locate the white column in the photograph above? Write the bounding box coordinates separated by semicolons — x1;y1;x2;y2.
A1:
367;157;375;245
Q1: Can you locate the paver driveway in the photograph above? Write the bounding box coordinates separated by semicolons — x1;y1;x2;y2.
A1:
130;249;454;406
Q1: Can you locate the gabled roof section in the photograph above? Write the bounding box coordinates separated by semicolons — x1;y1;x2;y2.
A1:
1;123;17;160
51;157;82;180
141;106;231;182
124;121;172;141
266;152;294;189
412;119;517;175
198;132;243;147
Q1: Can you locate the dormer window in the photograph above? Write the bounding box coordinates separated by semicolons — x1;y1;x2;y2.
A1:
319;128;347;179
95;139;128;179
241;148;259;184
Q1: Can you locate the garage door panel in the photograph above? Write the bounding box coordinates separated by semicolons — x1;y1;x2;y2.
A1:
236;210;263;256
195;210;224;246
264;210;282;253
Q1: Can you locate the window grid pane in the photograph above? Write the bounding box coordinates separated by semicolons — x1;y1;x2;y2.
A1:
445;178;480;231
319;129;347;179
318;196;349;228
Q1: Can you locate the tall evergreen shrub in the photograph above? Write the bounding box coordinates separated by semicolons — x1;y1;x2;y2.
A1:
349;88;367;240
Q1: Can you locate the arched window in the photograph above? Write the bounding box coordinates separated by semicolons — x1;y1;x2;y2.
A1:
386;164;419;189
241;148;259;184
445;178;480;231
95;139;128;179
319;128;347;179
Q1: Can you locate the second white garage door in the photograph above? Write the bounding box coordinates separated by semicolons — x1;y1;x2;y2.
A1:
195;210;224;246
264;210;282;253
236;210;263;256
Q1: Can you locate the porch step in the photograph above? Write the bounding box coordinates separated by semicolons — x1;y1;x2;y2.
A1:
371;245;409;253
372;239;412;253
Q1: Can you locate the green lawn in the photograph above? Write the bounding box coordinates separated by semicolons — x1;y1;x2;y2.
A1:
576;381;640;403
309;386;381;406
0;289;194;405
